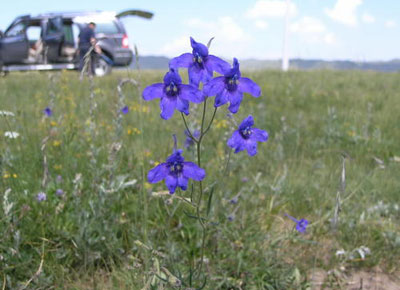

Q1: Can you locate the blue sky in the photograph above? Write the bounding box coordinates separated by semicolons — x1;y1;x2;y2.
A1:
1;0;399;61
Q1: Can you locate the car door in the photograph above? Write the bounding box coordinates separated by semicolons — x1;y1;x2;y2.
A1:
42;16;64;62
0;21;29;64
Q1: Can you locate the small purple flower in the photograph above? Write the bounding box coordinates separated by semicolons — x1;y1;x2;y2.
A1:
56;175;63;183
56;189;64;196
36;192;47;202
227;115;268;156
286;214;309;233
142;68;204;120
184;129;200;148
169;37;230;87
147;149;206;194
230;196;239;204
121;106;129;115
227;213;235;222
43;107;52;117
204;58;261;113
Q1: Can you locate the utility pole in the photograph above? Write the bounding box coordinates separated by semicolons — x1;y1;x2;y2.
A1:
282;0;290;71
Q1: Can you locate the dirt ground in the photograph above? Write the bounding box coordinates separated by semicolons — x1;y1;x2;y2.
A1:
309;268;400;290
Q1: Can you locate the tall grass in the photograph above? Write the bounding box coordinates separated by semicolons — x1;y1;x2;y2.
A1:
0;70;399;289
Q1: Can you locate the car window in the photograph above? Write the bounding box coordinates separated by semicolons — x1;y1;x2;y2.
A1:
5;22;26;37
26;26;41;41
47;17;63;34
95;21;120;34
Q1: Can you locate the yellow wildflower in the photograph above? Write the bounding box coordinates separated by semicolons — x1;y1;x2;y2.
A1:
53;140;61;147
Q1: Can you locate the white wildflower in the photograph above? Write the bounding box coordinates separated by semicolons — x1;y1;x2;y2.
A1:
4;131;20;139
0;110;15;117
335;249;346;257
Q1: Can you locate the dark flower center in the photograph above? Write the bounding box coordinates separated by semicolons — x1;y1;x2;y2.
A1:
193;52;206;69
225;74;239;92
170;161;183;175
165;82;179;97
240;126;253;139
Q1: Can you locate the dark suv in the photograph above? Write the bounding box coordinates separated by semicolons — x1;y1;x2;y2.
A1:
0;10;152;76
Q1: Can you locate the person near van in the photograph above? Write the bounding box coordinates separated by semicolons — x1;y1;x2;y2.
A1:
78;22;96;74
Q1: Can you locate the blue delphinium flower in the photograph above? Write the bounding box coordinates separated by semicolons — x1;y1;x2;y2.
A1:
121;106;129;115
43;107;52;117
227;115;268;156
285;214;309;233
184;129;200;148
204;58;261;113
142;68;204;120
169;37;230;87
148;149;206;194
36;192;47;202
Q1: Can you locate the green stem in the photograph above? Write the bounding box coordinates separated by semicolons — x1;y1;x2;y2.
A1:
181;113;198;143
195;99;208;279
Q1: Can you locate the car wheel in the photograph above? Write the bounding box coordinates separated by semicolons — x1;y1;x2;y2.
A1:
94;57;112;77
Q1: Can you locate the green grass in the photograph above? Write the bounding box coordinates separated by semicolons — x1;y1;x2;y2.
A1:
0;69;399;289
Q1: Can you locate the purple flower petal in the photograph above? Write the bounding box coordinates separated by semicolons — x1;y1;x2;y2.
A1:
160;97;177;120
179;84;204;103
169;53;193;69
182;162;206;181
207;55;231;75
121;106;129;114
239;115;254;130
176;98;189;115
214;89;230;107
190;37;208;57
251;128;268;142
143;83;164;101
165;174;178;194
238;77;261;97
43;107;52;117
245;139;258;156
227;131;246;153
188;65;212;87
163;68;182;85
203;76;225;97
148;163;169;183
228;92;243;114
178;175;189;191
296;219;309;233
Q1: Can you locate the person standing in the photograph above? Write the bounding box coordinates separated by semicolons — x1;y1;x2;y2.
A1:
78;22;96;74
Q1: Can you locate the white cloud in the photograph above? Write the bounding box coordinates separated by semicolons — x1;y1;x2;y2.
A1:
246;0;297;19
160;36;189;57
160;17;253;58
385;20;396;28
361;12;375;24
325;0;363;26
290;17;337;45
255;20;269;29
324;33;337;45
290;17;326;34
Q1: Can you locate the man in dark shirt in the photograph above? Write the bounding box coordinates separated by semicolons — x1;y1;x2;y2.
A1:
78;22;96;74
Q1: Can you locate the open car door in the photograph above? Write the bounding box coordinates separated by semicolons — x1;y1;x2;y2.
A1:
115;9;154;19
42;16;64;63
0;20;29;64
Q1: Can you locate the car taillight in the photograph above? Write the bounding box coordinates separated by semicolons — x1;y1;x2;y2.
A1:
122;34;129;48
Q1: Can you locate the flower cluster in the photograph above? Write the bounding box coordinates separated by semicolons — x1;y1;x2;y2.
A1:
143;37;268;194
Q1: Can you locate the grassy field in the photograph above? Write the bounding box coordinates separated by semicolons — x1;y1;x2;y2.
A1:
1;69;400;289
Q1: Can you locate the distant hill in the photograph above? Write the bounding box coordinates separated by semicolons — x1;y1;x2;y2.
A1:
131;56;400;72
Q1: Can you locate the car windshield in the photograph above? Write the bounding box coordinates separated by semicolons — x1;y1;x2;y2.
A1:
95;22;120;34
